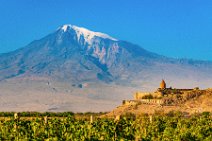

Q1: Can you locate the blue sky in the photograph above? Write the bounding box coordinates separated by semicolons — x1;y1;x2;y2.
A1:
0;0;212;60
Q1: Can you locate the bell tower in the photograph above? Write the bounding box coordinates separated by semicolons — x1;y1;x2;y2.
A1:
160;79;166;89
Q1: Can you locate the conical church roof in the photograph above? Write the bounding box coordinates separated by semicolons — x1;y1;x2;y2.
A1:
160;79;166;89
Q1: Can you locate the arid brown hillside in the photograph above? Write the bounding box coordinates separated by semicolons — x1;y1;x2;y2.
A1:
106;88;212;117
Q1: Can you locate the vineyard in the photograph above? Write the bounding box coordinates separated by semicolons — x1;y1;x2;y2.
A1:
0;112;211;140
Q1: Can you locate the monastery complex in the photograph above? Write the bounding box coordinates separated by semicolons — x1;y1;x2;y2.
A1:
123;80;202;106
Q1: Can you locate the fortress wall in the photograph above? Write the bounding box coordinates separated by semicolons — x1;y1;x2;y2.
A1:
134;92;150;100
134;92;162;100
139;99;163;105
122;99;164;106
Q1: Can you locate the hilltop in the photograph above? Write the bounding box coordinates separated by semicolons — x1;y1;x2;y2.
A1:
106;81;212;117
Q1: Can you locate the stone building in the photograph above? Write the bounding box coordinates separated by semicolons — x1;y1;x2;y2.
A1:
134;80;168;100
124;79;203;106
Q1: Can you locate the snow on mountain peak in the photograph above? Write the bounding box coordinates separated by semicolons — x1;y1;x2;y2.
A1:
59;24;118;44
61;24;70;32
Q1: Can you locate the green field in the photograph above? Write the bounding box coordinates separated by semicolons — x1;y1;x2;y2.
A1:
0;112;211;140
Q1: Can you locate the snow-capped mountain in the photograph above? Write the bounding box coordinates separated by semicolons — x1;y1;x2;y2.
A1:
0;24;212;112
56;24;120;65
60;24;118;43
0;24;212;87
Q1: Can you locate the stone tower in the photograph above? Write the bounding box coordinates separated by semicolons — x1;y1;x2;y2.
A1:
160;79;166;89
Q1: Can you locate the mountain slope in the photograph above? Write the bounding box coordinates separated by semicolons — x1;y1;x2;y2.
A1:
0;24;211;112
1;24;211;86
0;25;158;82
